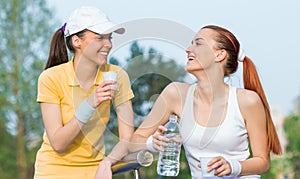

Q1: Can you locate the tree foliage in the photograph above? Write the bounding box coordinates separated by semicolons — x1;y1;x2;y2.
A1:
0;0;56;178
0;121;17;179
284;112;300;178
125;41;186;118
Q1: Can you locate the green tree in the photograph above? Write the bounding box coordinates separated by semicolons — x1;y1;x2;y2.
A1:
0;0;56;178
284;112;300;178
0;120;17;179
126;41;186;118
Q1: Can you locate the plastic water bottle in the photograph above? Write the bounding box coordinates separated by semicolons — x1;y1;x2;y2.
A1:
157;114;182;176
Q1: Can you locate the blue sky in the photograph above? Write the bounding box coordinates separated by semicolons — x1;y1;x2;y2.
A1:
47;0;300;115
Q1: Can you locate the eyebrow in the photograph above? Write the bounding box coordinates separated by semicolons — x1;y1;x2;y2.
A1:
191;37;205;44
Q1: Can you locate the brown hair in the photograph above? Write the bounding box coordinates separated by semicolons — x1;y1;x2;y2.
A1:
45;27;86;69
202;25;282;155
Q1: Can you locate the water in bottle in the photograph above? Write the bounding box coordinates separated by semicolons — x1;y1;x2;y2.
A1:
157;114;182;176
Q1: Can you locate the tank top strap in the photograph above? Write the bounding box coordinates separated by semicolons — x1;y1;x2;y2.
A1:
228;85;244;122
181;84;196;119
179;84;197;142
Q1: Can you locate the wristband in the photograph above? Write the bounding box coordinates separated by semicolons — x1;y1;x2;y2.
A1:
228;159;242;176
146;135;158;153
75;99;96;123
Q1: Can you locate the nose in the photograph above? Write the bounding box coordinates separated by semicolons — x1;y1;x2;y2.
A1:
186;45;192;54
104;40;112;49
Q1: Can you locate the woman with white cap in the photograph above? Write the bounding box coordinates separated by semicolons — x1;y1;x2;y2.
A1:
129;25;282;178
34;6;134;179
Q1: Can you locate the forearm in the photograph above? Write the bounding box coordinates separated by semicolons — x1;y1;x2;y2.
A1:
240;156;270;175
128;134;148;153
41;102;86;153
48;117;83;153
104;140;133;165
51;98;97;152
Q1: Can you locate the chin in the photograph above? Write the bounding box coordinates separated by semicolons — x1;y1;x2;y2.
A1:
97;59;107;65
185;65;197;72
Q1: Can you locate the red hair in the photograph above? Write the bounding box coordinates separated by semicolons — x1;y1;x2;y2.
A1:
203;25;282;155
243;57;282;154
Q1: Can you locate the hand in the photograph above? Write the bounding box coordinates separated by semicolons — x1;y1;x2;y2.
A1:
88;81;118;108
152;125;169;152
94;158;112;179
198;156;232;177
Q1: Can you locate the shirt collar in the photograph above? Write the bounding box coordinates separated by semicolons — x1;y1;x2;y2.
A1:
67;58;110;87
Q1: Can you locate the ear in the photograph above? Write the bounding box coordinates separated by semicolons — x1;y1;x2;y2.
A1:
215;49;227;62
71;35;81;49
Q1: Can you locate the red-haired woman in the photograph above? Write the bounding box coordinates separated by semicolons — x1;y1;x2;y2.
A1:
129;25;282;178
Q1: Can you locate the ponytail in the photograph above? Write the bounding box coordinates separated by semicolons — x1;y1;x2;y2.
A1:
243;57;282;155
45;28;68;69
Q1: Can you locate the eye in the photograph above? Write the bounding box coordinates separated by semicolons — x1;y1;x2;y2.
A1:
97;36;113;40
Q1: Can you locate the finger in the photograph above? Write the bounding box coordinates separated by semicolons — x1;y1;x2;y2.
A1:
209;158;223;171
208;157;220;166
153;130;164;138
96;82;115;92
157;125;167;133
96;94;113;102
153;137;168;147
101;80;116;86
154;133;169;143
213;159;231;177
153;140;164;152
102;85;116;93
94;94;113;103
215;165;230;177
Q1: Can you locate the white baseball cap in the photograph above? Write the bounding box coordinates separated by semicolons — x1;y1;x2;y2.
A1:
64;6;125;37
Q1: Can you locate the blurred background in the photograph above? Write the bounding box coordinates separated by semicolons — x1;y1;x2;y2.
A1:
0;0;299;178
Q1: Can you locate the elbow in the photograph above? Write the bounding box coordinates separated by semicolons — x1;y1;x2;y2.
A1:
258;158;270;174
53;148;66;154
262;160;270;174
51;143;68;154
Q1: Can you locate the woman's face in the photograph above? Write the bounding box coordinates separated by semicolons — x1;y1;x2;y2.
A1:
75;30;113;65
185;28;218;73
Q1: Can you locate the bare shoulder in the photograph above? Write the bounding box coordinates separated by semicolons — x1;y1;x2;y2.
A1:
161;82;192;116
163;82;191;98
237;88;263;107
236;88;266;122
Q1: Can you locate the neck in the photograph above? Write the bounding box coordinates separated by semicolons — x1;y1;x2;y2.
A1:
194;70;227;104
73;57;98;87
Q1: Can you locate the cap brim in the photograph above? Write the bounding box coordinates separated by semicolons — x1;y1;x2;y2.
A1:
88;22;125;35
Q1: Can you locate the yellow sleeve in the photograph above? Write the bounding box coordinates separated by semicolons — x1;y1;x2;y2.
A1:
113;68;134;107
37;70;61;104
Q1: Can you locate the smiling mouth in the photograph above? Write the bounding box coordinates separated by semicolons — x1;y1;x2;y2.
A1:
99;52;109;56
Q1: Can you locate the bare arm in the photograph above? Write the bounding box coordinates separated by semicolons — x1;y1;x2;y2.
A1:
205;89;270;177
129;82;185;153
40;102;83;153
41;81;116;153
238;89;270;175
105;100;135;164
94;100;134;179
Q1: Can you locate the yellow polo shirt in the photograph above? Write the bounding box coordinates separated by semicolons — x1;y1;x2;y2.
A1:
34;59;134;179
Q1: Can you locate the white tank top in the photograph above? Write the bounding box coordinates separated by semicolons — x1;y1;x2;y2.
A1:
180;84;260;179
